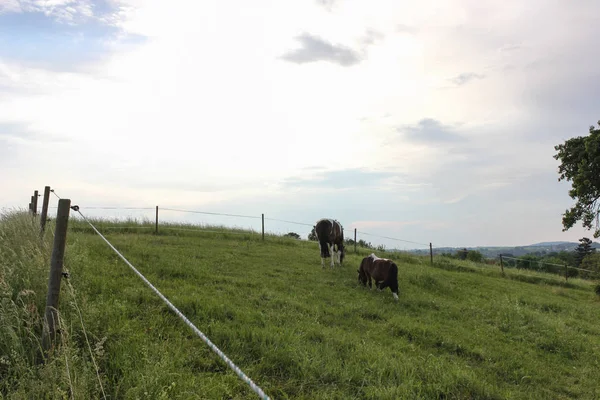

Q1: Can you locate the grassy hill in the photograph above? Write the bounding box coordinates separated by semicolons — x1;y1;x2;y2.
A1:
1;211;599;399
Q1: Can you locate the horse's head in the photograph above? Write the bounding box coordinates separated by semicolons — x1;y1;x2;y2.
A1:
357;268;367;285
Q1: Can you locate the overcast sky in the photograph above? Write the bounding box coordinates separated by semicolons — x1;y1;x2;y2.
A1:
1;0;599;249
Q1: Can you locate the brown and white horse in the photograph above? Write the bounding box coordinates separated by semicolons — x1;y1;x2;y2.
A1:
357;253;399;300
315;218;345;268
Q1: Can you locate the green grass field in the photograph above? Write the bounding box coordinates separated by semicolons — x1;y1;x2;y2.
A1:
1;211;599;399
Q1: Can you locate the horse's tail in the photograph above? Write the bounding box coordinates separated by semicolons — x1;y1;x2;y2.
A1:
315;222;331;258
319;238;331;257
389;262;399;294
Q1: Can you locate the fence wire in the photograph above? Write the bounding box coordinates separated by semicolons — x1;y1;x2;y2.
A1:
264;217;314;227
500;255;596;273
355;230;430;247
83;206;155;210
44;199;434;249
161;207;261;220
73;206;271;400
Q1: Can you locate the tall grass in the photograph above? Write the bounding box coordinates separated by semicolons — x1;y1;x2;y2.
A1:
0;210;106;398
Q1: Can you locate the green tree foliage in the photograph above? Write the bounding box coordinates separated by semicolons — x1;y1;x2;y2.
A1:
285;232;300;239
554;121;600;237
550;251;577;266
538;256;564;274
308;227;317;241
358;239;374;249
466;250;483;263
574;237;596;266
580;252;600;279
515;254;541;270
456;248;468;260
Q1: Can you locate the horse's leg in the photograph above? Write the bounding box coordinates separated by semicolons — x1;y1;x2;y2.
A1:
390;281;399;301
328;244;334;268
319;242;324;268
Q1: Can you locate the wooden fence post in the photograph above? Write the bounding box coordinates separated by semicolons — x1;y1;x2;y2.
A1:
30;196;35;214
155;206;159;234
499;255;504;274
40;186;51;234
42;199;71;354
261;214;265;241
28;202;32;213
354;228;357;253
429;243;433;265
33;190;39;215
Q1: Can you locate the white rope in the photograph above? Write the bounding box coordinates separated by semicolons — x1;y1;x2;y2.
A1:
74;208;271;400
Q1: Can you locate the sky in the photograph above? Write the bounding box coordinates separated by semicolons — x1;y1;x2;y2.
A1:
1;0;599;250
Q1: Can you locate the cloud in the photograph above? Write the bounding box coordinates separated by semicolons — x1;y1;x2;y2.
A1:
281;168;401;190
397;118;466;143
396;24;417;35
315;0;336;12
499;44;522;52
450;72;485;86
279;32;363;66
0;0;123;25
361;29;384;46
350;220;421;230
0;121;70;169
0;121;70;144
0;1;146;71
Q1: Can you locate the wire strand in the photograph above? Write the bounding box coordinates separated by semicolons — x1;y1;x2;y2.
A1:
263;217;314;227
160;227;258;235
65;279;106;399
499;255;596;273
161;208;261;220
355;230;429;247
83;207;155;210
74;208;271;400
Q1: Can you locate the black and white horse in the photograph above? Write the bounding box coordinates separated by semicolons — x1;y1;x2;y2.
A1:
315;218;345;268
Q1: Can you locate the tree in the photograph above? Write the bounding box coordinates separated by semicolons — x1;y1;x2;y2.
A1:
579;252;600;279
516;254;541;270
466;250;483;263
554;121;600;237
574;237;596;266
357;239;373;249
285;232;300;239
308;227;317;241
456;248;468;260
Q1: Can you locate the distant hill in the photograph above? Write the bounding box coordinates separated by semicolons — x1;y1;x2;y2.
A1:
401;241;600;259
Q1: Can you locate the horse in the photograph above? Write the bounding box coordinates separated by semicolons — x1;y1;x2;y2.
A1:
314;218;345;268
357;253;399;301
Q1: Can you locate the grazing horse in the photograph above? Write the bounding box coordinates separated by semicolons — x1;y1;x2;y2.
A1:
357;253;399;301
314;218;345;268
